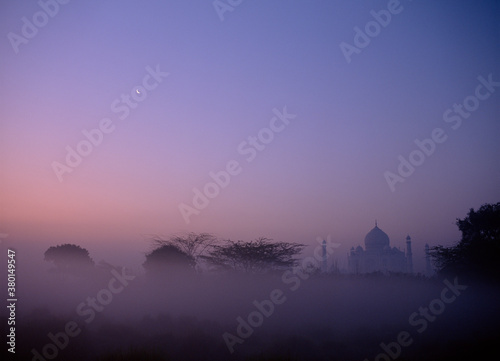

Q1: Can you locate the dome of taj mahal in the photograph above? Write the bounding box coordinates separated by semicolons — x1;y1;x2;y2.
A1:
364;223;390;251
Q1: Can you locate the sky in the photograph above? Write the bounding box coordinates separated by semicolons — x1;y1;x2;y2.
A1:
0;0;499;272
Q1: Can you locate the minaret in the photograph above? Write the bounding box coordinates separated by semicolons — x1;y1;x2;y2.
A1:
406;235;413;274
425;244;433;276
322;240;327;273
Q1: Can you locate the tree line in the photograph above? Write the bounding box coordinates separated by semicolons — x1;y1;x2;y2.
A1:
43;234;306;276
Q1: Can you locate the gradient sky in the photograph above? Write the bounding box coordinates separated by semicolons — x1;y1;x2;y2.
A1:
1;0;499;272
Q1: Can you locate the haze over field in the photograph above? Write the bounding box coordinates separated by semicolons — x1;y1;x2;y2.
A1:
1;0;499;259
3;240;500;361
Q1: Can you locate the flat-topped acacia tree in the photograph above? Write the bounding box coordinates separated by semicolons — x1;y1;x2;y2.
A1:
201;237;305;274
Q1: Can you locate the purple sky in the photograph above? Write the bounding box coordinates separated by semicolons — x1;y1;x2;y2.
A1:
1;0;499;272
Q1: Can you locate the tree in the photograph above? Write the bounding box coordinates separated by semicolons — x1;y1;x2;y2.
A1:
201;237;305;274
429;202;500;281
143;244;195;275
44;244;94;273
151;233;216;271
152;232;216;259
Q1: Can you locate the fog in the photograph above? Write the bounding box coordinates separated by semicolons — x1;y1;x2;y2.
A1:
2;0;499;359
2;239;499;361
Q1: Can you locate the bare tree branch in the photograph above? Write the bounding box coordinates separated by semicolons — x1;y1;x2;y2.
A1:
201;237;305;274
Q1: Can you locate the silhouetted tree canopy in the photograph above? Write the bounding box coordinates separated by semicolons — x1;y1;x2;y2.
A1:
151;233;216;268
44;244;94;273
201;237;305;274
143;244;195;275
429;202;500;281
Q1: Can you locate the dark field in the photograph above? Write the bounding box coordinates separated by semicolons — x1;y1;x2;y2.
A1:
5;269;499;361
